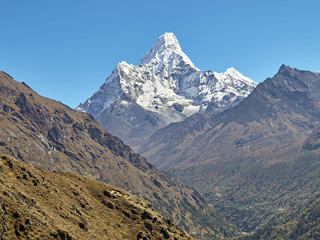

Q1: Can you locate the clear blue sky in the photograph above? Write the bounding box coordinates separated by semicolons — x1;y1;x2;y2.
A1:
1;0;319;108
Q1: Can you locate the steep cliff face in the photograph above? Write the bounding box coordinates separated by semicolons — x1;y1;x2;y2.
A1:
77;33;257;148
0;71;237;239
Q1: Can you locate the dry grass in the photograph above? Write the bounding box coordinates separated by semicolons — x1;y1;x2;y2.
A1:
0;155;194;240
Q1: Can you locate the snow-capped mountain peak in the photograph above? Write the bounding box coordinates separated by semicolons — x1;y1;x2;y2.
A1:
141;32;198;70
226;67;242;77
150;32;181;52
77;33;257;148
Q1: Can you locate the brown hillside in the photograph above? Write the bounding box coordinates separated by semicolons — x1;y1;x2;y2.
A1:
0;155;194;240
0;71;237;239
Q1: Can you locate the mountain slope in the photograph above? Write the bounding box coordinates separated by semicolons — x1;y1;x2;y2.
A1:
141;65;320;169
0;155;194;240
140;65;320;231
0;71;237;239
77;33;257;149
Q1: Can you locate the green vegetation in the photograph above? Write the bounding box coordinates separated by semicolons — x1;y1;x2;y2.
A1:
169;149;320;233
240;193;320;239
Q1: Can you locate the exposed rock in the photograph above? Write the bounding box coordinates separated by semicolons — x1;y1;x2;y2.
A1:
141;211;153;220
78;222;87;231
101;199;114;209
161;228;170;239
56;230;74;240
12;211;20;219
145;221;153;231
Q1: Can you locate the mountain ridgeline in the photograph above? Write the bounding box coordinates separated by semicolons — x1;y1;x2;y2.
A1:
77;33;257;150
0;71;237;239
140;65;320;232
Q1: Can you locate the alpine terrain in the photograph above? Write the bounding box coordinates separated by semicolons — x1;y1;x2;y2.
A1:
77;33;257;149
140;65;320;232
0;71;237;239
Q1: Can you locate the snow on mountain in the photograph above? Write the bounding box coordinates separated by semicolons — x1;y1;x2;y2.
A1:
141;32;198;69
76;33;257;148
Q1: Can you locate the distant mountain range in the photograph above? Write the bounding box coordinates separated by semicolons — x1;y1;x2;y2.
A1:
0;71;237;239
139;65;320;231
77;33;257;150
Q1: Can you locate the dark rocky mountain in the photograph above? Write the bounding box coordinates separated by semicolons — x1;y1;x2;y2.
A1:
139;65;320;231
0;155;194;240
0;71;237;239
